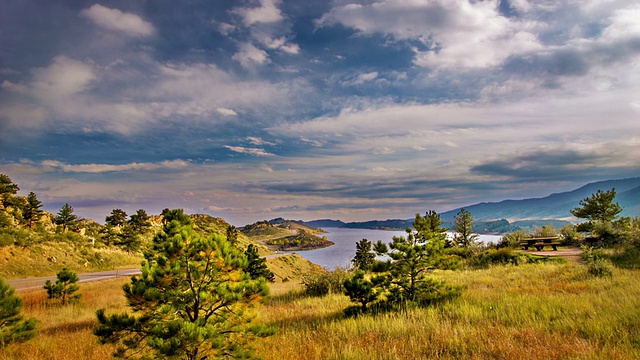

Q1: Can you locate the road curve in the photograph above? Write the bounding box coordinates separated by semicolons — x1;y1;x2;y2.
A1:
6;269;141;291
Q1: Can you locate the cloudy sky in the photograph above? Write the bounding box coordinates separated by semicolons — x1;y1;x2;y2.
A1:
1;0;639;225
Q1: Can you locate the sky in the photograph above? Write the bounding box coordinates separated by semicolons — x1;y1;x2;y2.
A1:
1;0;639;226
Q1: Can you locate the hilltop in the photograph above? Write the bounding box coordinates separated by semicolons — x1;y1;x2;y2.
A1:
241;218;333;251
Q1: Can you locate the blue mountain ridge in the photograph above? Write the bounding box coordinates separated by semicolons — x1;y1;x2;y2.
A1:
303;177;640;232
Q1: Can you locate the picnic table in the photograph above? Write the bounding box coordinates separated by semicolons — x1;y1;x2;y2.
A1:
519;237;561;251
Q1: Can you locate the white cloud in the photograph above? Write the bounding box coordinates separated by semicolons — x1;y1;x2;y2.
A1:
217;107;238;116
230;0;299;60
318;0;542;69
233;0;284;26
1;56;294;135
232;42;270;67
224;145;275;157
39;159;191;173
81;4;154;37
344;71;379;86
247;137;275;146
30;56;96;97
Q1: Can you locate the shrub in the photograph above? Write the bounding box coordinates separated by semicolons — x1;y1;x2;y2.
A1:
581;245;614;277
497;230;527;249
588;258;614;277
302;267;349;297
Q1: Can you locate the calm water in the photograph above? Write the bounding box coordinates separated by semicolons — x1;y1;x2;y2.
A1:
292;227;503;269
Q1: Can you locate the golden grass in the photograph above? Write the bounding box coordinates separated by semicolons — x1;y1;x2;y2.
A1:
0;277;130;360
253;263;640;360
2;261;640;359
0;244;143;279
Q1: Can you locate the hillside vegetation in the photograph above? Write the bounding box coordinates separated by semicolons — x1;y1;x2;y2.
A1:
0;175;277;279
242;218;333;251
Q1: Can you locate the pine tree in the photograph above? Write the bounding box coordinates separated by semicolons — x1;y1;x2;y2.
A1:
452;208;479;247
43;268;81;305
54;203;77;232
245;244;275;282
226;225;239;247
0;174;19;208
128;209;151;233
352;239;376;271
375;211;456;305
0;278;37;346
94;209;272;359
343;270;381;313
571;188;622;223
23;192;43;228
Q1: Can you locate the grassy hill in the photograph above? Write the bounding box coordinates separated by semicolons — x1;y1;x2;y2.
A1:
241;218;332;250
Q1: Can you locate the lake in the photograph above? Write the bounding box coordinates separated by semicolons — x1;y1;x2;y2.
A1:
291;227;503;269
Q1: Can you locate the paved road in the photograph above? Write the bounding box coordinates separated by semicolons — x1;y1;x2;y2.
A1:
6;269;141;291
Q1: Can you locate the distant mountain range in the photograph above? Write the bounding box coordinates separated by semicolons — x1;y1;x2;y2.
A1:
303;177;640;233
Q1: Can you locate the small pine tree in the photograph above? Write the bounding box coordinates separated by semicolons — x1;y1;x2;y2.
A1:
452;208;479;247
352;238;376;271
343;270;381;313
0;278;37;346
23;192;43;228
44;268;81;305
54;203;78;232
128;209;151;233
245;244;275;282
0;174;19;208
226;225;239;247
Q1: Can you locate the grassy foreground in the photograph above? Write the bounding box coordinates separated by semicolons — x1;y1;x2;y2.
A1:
2;261;640;359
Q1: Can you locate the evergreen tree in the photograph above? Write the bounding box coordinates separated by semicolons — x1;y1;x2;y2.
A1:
128;209;151;233
94;209;272;360
244;244;275;282
102;209;129;247
43;268;81;305
343;270;382;314
0;278;37;346
0;174;19;208
226;225;239;247
571;188;622;224
105;209;128;227
54;203;77;232
452;208;479;247
23;192;43;228
372;211;458;306
352;239;376;271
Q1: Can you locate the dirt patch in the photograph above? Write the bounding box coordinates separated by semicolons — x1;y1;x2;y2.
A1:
521;246;585;264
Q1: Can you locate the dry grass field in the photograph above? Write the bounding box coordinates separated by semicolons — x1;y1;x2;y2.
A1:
2;259;640;359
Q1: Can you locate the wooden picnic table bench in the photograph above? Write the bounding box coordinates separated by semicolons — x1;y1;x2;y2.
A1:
519;237;561;251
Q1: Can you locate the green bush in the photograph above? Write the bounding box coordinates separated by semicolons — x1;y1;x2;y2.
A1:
581;245;614;277
609;246;640;269
496;230;527;249
302;267;349;297
588;258;613;277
